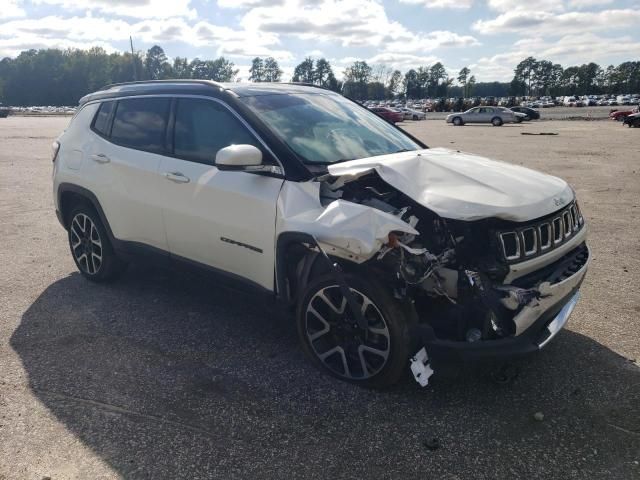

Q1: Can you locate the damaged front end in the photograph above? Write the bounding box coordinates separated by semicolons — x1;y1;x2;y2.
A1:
277;151;589;387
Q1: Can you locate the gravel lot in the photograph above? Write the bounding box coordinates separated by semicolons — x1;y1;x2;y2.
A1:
0;116;638;480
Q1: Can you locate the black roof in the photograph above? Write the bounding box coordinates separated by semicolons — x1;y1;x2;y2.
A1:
79;80;335;105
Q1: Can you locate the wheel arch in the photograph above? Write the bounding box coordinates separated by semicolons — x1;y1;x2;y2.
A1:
275;231;368;306
57;183;116;245
276;232;326;306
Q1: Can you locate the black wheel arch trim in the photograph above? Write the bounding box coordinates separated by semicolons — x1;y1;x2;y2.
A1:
57;183;117;245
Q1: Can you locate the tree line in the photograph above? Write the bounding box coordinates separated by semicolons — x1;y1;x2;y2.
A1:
510;57;640;97
0;45;239;106
0;43;638;106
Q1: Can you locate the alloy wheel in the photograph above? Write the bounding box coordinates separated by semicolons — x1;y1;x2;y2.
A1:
304;286;391;380
70;213;103;275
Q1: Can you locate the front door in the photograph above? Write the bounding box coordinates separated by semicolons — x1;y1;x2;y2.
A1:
158;97;284;290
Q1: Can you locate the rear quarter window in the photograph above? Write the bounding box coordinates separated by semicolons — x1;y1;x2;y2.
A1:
110;97;170;154
92;101;115;136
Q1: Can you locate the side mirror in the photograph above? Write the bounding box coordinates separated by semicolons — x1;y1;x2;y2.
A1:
215;144;263;170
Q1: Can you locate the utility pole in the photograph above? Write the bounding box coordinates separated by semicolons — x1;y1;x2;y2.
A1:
130;36;137;81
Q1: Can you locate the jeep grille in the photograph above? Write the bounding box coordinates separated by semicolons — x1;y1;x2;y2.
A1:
498;202;584;263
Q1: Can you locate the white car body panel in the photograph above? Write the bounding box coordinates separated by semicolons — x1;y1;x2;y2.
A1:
54;103;168;251
157;157;284;290
328;148;574;222
276;181;418;262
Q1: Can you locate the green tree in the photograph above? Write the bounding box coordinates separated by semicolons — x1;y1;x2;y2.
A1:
263;57;282;82
467;75;476;96
387;69;402;98
172;57;191;79
457;67;470;97
249;57;265;82
144;45;171;80
514;56;538;96
403;69;419;99
343;61;372;99
292;57;314;83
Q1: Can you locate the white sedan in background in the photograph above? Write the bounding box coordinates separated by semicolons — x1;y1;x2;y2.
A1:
400;108;426;120
446;106;527;126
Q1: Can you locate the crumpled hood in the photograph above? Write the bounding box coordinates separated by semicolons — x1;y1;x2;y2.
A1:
327;148;574;222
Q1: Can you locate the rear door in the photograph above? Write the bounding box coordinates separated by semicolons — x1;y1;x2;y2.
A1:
158;97;284;290
87;97;170;251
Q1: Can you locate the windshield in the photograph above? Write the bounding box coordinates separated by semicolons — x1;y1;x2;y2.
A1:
240;93;421;164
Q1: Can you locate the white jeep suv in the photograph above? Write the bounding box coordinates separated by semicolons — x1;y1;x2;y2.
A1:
52;81;589;388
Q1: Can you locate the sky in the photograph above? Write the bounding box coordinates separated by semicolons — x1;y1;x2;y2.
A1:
1;0;639;83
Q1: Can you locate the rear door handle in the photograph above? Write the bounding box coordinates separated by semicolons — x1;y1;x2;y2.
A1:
164;172;190;184
90;153;110;164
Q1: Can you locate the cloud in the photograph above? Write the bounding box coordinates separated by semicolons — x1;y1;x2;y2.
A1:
473;8;640;35
241;0;413;48
384;30;480;53
217;0;285;7
0;15;293;61
486;0;562;12
1;0;25;19
366;52;441;71
30;0;197;19
398;0;474;9
470;32;640;81
0;35;117;58
567;0;614;7
241;0;479;56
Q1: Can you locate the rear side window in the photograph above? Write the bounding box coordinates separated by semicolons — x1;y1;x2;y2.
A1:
174;98;260;165
93;101;114;136
111;97;170;154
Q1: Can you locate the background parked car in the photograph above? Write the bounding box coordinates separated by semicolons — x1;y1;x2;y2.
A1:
510;106;540;120
622;112;640;128
446;106;526;126
400;108;426;120
609;109;635;121
369;107;404;123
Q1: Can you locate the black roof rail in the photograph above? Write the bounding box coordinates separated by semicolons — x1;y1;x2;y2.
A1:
98;79;225;91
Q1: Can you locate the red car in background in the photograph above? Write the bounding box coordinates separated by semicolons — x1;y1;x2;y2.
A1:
609;108;637;121
370;107;404;123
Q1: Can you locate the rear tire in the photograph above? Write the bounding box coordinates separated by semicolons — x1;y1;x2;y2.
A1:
296;273;415;388
67;204;127;282
492;117;503;126
412;115;418;121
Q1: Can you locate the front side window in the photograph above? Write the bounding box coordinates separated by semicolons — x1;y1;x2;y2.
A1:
110;97;170;154
173;98;260;165
241;93;420;165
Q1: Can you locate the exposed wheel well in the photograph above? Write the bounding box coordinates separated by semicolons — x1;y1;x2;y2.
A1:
275;232;368;307
276;233;329;306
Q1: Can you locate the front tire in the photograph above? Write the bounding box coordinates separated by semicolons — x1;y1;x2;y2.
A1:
296;273;414;388
453;116;463;126
68;205;126;282
492;117;503;126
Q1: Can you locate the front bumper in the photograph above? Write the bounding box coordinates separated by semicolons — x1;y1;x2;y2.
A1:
416;244;589;363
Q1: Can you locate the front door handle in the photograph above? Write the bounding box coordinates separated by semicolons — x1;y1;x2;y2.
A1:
164;172;190;183
91;153;110;164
